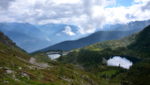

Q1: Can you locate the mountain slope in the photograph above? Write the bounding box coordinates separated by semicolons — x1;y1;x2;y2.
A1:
103;20;150;31
0;20;149;52
0;31;30;67
38;20;150;52
0;23;50;52
40;30;135;51
59;26;150;85
69;25;150;60
0;23;84;52
84;25;150;58
0;32;16;47
0;31;102;85
36;23;85;48
128;25;150;52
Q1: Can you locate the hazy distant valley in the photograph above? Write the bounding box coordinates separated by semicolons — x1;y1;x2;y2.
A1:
0;20;150;52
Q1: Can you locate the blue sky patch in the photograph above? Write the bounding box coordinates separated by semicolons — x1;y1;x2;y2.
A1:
107;0;133;8
116;0;133;7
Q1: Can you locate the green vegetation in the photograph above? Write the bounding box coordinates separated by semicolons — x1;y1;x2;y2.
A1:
0;25;150;85
0;32;102;85
59;25;150;85
122;60;150;85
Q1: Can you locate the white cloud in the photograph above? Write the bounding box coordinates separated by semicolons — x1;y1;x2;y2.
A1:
63;26;76;36
52;0;81;4
104;1;150;24
134;0;149;3
0;0;150;34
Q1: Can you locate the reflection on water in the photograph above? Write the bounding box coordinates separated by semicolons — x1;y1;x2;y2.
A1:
48;54;61;60
107;56;133;69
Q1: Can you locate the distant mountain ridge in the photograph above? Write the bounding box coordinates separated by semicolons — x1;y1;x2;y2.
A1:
39;30;134;52
103;20;150;31
38;20;150;52
0;23;82;52
0;20;150;52
0;23;50;52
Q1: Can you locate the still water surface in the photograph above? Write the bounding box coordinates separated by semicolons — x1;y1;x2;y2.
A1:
107;56;133;69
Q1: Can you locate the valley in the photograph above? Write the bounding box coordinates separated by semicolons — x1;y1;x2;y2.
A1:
0;22;149;85
0;20;150;52
0;0;150;85
0;24;150;85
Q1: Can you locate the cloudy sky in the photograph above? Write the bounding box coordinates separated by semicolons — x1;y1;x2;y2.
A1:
0;0;150;34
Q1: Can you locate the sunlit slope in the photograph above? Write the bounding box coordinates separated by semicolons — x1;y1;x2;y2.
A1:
80;25;150;58
59;25;150;85
60;25;150;67
0;32;30;66
0;32;102;85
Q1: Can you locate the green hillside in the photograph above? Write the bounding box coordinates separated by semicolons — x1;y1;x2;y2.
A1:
59;25;150;85
0;32;102;85
0;25;149;85
61;25;150;63
128;25;150;53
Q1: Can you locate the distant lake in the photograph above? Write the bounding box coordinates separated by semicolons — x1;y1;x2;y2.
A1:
107;56;133;69
48;54;61;60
